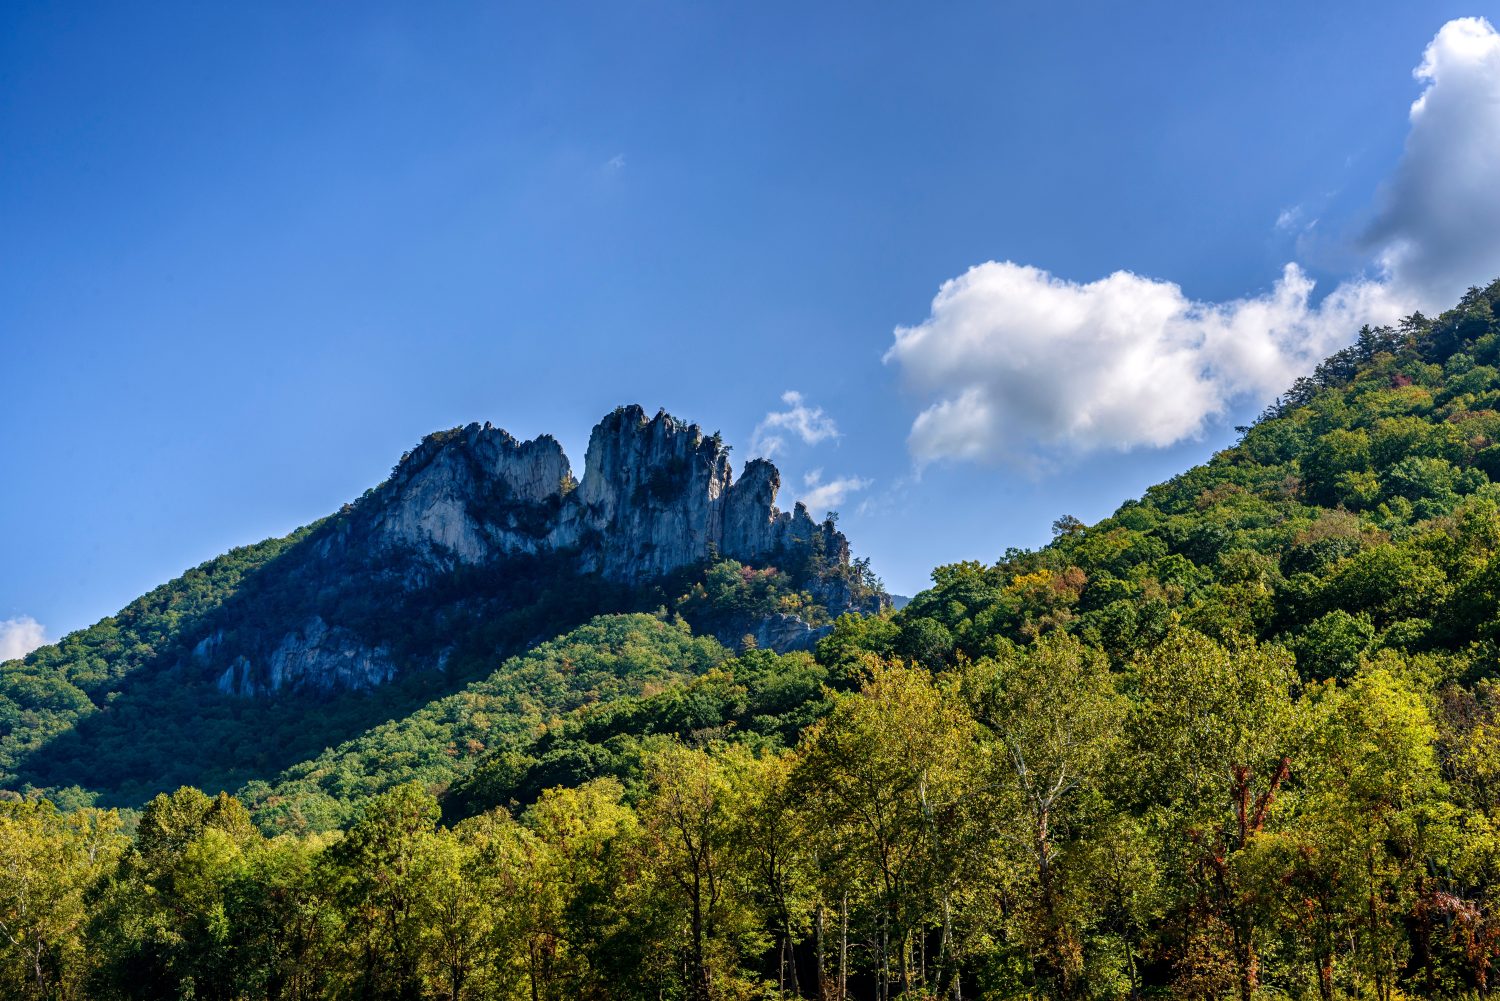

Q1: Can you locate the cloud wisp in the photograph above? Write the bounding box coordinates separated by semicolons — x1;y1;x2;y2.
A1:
0;615;48;662
887;16;1500;467
751;391;840;458
799;468;872;514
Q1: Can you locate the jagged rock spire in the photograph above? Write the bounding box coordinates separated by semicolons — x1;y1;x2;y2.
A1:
365;404;847;584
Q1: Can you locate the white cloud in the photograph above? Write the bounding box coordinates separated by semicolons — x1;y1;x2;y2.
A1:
751;391;840;457
1367;16;1500;308
888;262;1409;464
0;616;47;662
800;468;872;513
888;17;1500;466
606;153;626;170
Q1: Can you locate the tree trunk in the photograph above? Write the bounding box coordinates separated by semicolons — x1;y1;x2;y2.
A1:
880;910;890;1001
1236;928;1257;1001
1035;804;1075;999
945;895;962;1001
901;928;912;994
691;869;710;1001
817;903;828;1001
935;895;952;997
840;893;849;1001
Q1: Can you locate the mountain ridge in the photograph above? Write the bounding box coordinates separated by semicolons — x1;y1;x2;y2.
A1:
0;404;885;806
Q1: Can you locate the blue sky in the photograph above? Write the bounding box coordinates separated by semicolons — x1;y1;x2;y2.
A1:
5;1;1500;650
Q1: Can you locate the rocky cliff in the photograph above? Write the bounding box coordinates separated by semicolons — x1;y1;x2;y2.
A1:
356;404;851;585
201;405;881;696
367;424;571;564
204;617;398;697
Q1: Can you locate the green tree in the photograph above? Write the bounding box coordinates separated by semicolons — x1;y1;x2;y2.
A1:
962;632;1126;998
87;787;262;1000
512;779;640;1000
322;783;441;1000
1291;665;1448;1001
794;662;978;999
635;743;767;1000
1127;630;1300;1001
0;801;124;1000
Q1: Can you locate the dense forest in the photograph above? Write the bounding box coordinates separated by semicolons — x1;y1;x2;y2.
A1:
0;538;862;810
7;279;1500;999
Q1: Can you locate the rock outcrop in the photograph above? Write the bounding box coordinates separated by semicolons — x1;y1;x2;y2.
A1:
750;613;834;654
552;407;733;580
199;405;880;696
362;405;854;586
200;618;397;696
368;423;571;563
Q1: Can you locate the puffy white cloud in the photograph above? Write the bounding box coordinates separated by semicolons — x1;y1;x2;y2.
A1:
752;391;839;457
889;17;1500;466
1365;17;1500;308
0;616;47;662
888;262;1409;464
800;468;872;513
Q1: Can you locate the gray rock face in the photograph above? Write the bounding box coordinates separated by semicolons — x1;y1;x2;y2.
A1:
723;459;782;559
366;405;857;586
203;618;397;696
751;613;834;654
554;406;733;579
369;423;571;565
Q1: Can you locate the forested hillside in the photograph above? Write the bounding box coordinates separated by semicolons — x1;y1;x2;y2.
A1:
0;540;642;807
8;280;1500;1000
884;280;1500;678
239;613;730;834
0;528;314;800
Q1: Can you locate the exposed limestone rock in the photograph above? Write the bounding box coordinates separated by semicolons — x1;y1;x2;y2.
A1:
554;406;733;580
751;613;834;654
370;422;571;564
207;618;397;696
722;458;782;559
360;405;861;586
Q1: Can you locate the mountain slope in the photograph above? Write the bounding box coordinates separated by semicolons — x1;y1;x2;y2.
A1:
0;529;314;799
874;278;1500;679
426;279;1500;828
238;613;728;834
0;406;884;808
